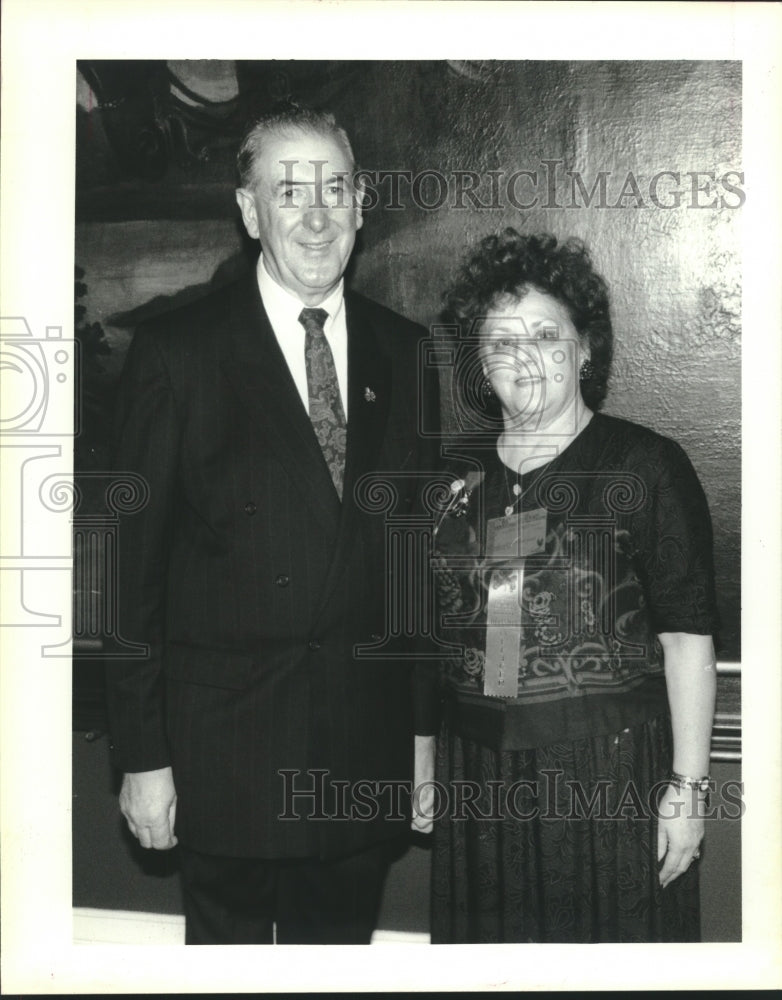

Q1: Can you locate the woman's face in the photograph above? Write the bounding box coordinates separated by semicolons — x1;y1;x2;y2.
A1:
479;287;589;432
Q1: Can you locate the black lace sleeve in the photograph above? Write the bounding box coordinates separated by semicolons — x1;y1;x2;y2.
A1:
632;437;720;637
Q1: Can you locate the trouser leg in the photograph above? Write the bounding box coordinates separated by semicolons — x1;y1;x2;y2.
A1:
275;839;399;945
179;839;400;945
178;846;275;945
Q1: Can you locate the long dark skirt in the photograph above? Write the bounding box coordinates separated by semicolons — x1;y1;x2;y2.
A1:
430;713;700;943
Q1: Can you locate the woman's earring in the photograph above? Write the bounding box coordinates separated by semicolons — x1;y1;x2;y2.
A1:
579;359;596;382
482;376;494;396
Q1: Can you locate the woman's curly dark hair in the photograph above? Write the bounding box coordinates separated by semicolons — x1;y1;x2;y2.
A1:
443;229;613;413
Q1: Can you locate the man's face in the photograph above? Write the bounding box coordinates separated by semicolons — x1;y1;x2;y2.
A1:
236;129;363;306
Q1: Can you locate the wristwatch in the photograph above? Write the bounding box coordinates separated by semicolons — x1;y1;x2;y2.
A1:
669;772;712;793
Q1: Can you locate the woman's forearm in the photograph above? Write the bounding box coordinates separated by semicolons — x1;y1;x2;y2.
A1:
658;631;717;777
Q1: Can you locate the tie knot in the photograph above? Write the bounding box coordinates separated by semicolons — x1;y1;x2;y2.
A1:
299;307;328;335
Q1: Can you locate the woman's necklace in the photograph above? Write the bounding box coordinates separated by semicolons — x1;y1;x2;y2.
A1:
501;461;542;519
498;408;593;518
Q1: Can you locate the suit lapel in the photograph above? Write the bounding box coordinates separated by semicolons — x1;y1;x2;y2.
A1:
219;274;342;536
219;278;394;617
343;292;393;504
314;293;393;614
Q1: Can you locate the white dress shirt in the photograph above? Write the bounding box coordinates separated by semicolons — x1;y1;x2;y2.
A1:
256;254;349;419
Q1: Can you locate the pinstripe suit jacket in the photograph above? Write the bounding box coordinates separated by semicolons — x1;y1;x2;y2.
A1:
106;270;439;859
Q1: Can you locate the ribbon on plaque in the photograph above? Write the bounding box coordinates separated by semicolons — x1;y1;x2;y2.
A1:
482;507;547;699
483;566;524;698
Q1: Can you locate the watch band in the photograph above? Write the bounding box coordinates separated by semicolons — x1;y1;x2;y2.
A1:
669;772;712;793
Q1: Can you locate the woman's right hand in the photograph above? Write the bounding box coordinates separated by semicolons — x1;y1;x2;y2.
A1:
412;735;436;833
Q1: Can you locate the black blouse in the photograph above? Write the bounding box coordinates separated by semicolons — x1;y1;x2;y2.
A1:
432;413;720;750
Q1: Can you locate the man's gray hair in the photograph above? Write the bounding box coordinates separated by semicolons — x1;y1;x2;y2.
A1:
236;107;356;190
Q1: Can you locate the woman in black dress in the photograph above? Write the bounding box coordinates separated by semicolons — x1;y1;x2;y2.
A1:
414;230;719;943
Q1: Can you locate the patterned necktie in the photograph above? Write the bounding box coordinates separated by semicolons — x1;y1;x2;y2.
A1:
299;307;346;499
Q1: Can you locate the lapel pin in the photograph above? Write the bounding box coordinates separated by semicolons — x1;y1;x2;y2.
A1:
364;387;376;403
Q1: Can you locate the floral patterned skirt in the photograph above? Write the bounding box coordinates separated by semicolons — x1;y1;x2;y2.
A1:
430;712;700;943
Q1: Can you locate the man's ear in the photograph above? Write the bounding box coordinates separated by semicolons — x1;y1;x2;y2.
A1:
235;189;260;240
353;180;365;231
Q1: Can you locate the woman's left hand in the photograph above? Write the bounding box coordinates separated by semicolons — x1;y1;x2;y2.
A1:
656;782;706;889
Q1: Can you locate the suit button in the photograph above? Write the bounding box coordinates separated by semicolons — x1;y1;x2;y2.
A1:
308;639;321;651
244;502;257;516
275;574;289;587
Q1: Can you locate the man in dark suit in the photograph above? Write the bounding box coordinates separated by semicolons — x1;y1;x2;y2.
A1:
106;108;439;944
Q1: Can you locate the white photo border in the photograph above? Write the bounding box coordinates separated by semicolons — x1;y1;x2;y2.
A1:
1;0;780;992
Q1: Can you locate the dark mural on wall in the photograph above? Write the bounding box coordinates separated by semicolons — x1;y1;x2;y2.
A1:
74;59;741;729
77;60;504;215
